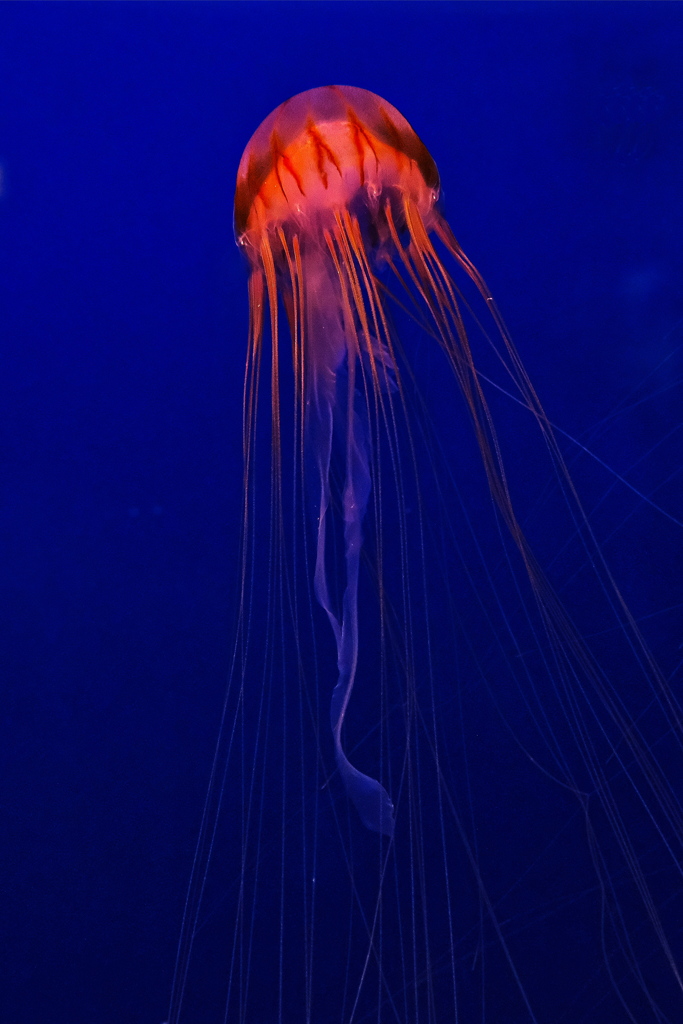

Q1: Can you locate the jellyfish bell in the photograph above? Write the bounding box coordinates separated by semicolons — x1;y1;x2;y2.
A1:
168;86;683;1024
234;84;440;244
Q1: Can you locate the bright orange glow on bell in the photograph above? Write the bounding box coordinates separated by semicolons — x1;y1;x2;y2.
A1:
234;85;439;242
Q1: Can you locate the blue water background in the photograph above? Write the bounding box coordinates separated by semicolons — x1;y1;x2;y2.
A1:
1;3;682;1022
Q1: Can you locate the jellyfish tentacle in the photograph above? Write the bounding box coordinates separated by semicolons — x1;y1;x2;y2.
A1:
333;355;394;838
309;256;344;648
312;400;340;648
307;270;394;837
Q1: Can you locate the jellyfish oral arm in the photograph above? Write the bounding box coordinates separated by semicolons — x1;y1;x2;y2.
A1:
310;308;395;839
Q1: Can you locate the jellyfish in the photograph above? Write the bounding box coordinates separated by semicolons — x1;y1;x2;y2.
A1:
168;87;683;1024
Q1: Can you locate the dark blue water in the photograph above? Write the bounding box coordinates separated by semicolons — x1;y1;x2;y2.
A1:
2;3;682;1023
